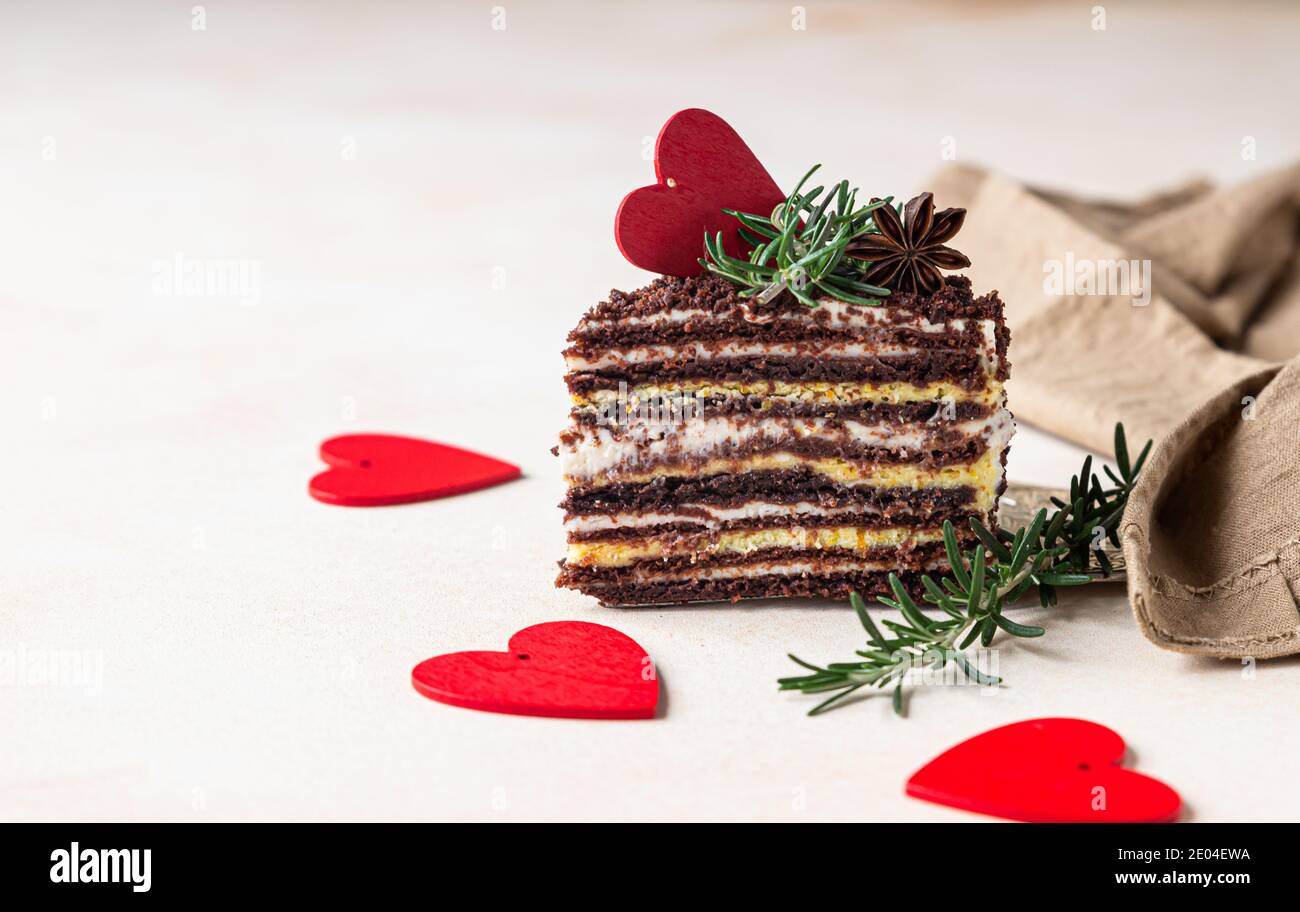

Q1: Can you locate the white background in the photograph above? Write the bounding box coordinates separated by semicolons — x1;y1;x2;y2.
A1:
3;0;1299;821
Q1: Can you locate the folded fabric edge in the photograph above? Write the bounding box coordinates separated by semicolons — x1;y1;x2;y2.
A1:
1121;363;1300;658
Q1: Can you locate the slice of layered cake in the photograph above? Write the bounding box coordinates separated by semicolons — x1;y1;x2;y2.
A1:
557;170;1012;606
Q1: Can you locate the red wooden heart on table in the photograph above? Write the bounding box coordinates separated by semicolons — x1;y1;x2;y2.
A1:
309;433;520;507
412;622;658;720
906;718;1181;823
615;108;786;278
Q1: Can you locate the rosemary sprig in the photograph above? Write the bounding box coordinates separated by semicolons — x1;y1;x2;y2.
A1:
779;423;1152;717
699;164;893;308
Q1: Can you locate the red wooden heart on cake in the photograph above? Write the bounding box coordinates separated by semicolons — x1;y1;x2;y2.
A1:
615;108;786;278
906;718;1181;823
411;622;658;720
309;433;520;506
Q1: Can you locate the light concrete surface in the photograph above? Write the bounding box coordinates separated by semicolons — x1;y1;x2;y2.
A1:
2;0;1297;821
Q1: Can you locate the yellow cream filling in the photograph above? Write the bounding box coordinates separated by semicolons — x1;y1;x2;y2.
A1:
568;525;945;568
568;447;1001;495
573;380;1003;410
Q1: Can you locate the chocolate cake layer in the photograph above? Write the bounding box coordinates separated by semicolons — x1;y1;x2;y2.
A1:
572;397;994;426
561;471;978;515
573;569;931;606
565;350;988;395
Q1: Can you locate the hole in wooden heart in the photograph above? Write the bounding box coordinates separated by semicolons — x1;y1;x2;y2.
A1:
1078;762;1091;771
516;653;530;660
359;459;372;468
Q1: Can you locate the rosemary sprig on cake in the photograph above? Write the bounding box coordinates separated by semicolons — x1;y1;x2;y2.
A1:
698;164;895;307
700;164;974;307
779;423;1153;717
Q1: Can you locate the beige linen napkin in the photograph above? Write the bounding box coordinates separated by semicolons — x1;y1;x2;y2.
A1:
930;162;1300;657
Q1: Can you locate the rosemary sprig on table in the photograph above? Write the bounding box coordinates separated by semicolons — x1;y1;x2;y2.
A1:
779;423;1153;717
699;164;893;308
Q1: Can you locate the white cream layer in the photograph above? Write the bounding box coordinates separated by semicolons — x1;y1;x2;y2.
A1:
567;501;892;534
560;408;1013;481
606;557;948;584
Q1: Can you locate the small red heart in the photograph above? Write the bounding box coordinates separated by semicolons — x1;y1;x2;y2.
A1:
412;622;658;720
906;718;1181;823
309;433;520;507
615;108;786;278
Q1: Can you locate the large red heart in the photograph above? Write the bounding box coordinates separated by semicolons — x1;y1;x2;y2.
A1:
411;622;658;720
309;433;520;507
906;718;1181;822
615;108;786;278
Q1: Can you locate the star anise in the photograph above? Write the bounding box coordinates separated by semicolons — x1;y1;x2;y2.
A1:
846;192;971;295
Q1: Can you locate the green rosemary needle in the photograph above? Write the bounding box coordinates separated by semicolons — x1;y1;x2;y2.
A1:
779;422;1153;717
699;164;894;308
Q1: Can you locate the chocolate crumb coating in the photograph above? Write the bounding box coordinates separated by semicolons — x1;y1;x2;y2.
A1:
579;274;1000;324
